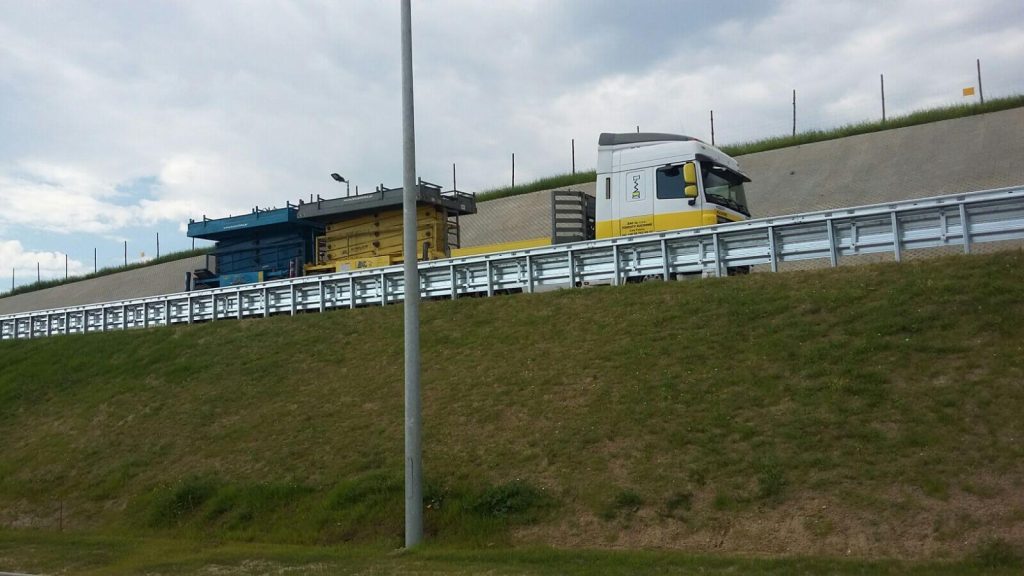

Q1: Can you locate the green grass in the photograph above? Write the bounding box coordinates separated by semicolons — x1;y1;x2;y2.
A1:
1;530;1020;575
1;251;1024;560
0;247;211;299
720;94;1024;156
473;95;1024;201
475;170;597;202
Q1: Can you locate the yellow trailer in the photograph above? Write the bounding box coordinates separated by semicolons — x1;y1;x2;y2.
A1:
297;181;477;274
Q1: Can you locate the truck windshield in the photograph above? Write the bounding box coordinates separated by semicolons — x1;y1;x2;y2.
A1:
701;163;750;216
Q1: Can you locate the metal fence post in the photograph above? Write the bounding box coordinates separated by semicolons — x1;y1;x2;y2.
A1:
826;219;838;267
891;212;902;262
958;203;971;254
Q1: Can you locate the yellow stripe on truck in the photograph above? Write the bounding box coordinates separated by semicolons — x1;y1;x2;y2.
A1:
597;210;716;239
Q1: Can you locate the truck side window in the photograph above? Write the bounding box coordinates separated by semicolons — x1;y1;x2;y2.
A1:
656;165;685;199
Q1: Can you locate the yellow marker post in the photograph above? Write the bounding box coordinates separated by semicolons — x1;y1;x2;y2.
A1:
963;86;976;97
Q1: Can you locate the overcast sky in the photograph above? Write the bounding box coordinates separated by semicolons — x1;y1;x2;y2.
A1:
2;0;1023;287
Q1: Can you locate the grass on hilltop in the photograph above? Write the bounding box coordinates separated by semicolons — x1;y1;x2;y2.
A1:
1;251;1023;562
475;170;597;202
720;94;1024;157
0;247;211;299
474;95;1024;200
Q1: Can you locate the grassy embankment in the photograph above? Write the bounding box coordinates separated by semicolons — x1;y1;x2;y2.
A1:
475;94;1024;201
1;251;1023;572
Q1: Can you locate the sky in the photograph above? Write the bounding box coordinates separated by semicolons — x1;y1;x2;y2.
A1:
1;0;1023;289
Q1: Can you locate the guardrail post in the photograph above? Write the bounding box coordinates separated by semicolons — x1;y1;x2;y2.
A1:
348;277;356;309
449;265;457;299
485;260;494;297
891;212;902;262
526;255;534;293
164;301;171;326
318;281;326;313
211;295;218;321
661;239;670;280
380;273;388;306
290;285;297;315
263;287;270;317
237;293;244;320
121;304;128;329
712;233;723;277
826;219;838;267
567;249;575;287
611;245;620;286
187;296;193;324
767;226;778;272
959;203;971;254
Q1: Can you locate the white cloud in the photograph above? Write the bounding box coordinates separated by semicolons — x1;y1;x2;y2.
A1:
0;0;1020;251
0;239;86;282
0;164;136;234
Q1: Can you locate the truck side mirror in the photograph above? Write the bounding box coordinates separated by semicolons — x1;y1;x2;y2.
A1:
683;162;697;185
683;163;698;200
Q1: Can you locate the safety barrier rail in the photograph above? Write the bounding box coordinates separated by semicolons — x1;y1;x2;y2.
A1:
3;185;1023;341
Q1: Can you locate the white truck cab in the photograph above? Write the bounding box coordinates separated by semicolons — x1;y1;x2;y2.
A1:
595;133;751;239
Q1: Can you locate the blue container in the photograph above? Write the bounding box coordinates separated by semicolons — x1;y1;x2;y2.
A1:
188;206;322;285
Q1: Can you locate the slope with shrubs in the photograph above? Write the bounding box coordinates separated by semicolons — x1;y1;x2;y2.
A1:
0;251;1023;561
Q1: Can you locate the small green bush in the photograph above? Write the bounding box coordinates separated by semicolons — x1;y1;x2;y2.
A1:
712;491;737;511
471;480;547;519
972;538;1022;568
326;471;401;510
601;488;644;520
146;476;219;527
661;491;693;519
756;457;787;502
203;482;311;529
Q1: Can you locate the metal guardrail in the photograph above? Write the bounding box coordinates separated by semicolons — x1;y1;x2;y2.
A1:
3;186;1023;341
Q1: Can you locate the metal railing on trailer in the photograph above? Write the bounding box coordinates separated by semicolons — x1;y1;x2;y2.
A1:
3;185;1024;341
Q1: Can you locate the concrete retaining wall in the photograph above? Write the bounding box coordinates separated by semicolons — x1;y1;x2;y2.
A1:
461;106;1024;247
0;256;207;316
742;106;1024;217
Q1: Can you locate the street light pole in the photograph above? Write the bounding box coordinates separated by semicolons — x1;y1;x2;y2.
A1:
331;173;351;197
400;0;423;549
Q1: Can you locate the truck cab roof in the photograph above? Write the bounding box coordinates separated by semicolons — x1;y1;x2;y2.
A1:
597;132;745;178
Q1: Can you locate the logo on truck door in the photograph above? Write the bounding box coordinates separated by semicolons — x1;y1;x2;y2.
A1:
626;171;645;202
